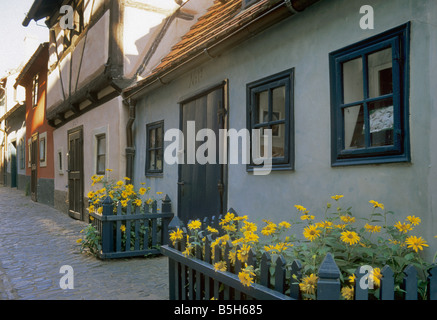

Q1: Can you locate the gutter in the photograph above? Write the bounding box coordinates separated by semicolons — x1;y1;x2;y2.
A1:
125;98;136;181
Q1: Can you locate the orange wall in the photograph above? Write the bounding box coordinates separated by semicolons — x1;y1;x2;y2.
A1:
25;57;55;180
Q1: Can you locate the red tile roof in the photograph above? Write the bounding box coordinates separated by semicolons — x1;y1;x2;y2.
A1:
153;0;275;74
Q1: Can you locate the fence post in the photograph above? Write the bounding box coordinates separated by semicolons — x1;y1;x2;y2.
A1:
317;253;341;300
427;265;437;300
167;215;184;300
161;195;172;245
402;265;418;300
101;196;114;255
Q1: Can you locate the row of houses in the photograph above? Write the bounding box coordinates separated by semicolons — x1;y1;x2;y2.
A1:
1;0;436;259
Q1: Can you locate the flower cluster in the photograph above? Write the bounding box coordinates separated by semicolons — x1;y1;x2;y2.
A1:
170;195;436;300
78;170;164;255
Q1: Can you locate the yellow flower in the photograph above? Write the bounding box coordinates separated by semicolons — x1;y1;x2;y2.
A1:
182;245;192;257
261;223;277;236
279;221;291;229
106;168;113;172
238;264;256;287
301;214;315;221
89;215;94;221
241;221;257;233
97;207;103;215
214;261;227;272
139;187;147;195
341;286;354;300
124;177;130;181
243;231;259;243
340;231;360;245
88;205;95;213
120;225;126;232
121;200;128;207
394;221;413;233
134;199;142;207
116;180;124;186
87;191;95;199
237;244;251;263
340;215;355;223
294;205;307;212
188;220;202;230
299;274;318;295
156;191;163;195
370;268;382;288
220;212;235;225
364;223;381;233
169;228;184;245
303;225;321;242
76;239;82;244
239;271;254;287
369;200;384;210
405;236;428;253
406;215;421;226
316;220;333;229
348;274;356;284
222;224;237;232
228;250;236;265
207;226;219;234
331;195;344;201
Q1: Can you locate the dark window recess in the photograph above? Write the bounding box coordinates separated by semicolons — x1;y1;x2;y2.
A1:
96;134;106;174
146;121;164;175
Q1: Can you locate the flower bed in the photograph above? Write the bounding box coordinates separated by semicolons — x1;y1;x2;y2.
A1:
77;170;173;258
168;195;437;300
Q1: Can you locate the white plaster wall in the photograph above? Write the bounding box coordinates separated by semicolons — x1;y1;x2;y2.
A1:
53;96;127;195
123;0;212;78
133;0;437;258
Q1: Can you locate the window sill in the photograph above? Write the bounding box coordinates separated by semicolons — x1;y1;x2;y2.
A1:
331;154;410;167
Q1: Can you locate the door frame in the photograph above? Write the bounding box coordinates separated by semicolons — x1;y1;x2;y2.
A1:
30;132;38;201
67;125;84;220
177;80;229;222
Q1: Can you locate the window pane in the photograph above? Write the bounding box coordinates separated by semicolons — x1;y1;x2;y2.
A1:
272;86;285;120
97;155;105;173
156;126;163;148
149;128;156;148
149;150;155;170
97;135;106;155
344;104;365;149
257;91;269;124
39;138;45;161
342;57;363;104
156;148;163;170
368;47;393;98
271;123;285;158
369;98;394;147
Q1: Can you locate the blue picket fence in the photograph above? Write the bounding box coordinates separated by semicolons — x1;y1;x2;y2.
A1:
161;213;437;300
89;195;174;259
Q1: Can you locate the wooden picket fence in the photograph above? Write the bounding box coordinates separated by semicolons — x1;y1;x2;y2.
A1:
89;195;174;259
161;211;437;300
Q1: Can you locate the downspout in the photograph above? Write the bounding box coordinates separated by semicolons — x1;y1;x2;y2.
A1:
125;98;136;182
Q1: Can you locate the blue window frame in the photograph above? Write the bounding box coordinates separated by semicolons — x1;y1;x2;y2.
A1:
330;23;410;166
247;68;294;171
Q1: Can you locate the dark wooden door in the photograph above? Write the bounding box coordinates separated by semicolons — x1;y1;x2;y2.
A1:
10;142;17;188
68;127;84;220
31;134;38;201
178;84;227;222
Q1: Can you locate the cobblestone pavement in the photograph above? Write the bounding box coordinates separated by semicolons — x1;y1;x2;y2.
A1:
0;186;169;300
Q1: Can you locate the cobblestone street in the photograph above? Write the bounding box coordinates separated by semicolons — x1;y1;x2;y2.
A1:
0;186;169;300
